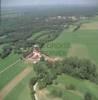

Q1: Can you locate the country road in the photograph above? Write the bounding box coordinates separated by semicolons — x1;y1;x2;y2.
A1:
0;67;32;100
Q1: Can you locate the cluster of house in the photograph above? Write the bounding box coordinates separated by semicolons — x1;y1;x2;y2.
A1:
26;44;63;64
26;45;42;64
35;16;88;22
48;16;88;21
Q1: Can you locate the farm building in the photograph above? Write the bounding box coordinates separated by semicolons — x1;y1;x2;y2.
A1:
26;45;42;63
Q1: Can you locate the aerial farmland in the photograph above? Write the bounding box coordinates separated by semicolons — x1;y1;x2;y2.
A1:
0;2;98;100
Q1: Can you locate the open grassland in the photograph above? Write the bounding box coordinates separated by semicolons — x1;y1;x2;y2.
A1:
46;74;98;100
90;16;98;22
0;51;33;100
4;71;34;100
0;53;20;71
42;30;71;57
72;30;98;65
0;52;30;90
43;28;98;64
0;59;27;90
67;44;89;58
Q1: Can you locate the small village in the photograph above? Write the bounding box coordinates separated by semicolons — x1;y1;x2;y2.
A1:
26;44;62;64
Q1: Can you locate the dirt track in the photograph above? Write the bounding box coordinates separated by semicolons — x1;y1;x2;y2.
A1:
0;59;20;75
0;67;32;100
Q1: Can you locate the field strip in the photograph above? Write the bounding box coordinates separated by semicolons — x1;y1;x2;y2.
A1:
80;22;98;30
67;44;89;58
0;67;32;99
0;59;20;75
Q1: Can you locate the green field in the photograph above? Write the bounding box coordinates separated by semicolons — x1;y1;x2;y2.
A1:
0;58;27;90
0;53;19;71
42;29;71;57
0;53;32;100
41;23;98;100
47;74;98;100
43;29;98;64
4;72;34;100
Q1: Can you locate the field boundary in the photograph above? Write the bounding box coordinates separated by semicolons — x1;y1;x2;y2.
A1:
0;59;20;75
0;67;32;100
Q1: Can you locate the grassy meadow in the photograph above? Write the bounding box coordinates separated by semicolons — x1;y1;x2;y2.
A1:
47;74;98;100
4;72;34;100
43;25;98;64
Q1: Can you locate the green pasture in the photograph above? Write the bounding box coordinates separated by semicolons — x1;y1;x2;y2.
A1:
72;30;98;64
4;69;34;100
0;53;20;71
0;58;27;90
47;74;98;100
43;29;98;64
42;30;71;57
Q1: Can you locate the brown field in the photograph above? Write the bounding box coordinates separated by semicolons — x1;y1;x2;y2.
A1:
67;44;89;59
80;22;98;30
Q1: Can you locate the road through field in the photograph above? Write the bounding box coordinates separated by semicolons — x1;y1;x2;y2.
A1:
0;67;32;100
0;59;20;75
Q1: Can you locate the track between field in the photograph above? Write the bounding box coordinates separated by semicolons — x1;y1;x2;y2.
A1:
0;59;20;75
0;67;32;100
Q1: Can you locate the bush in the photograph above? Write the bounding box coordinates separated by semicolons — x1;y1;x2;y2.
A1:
0;45;12;59
30;77;38;86
38;80;47;90
29;77;39;100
